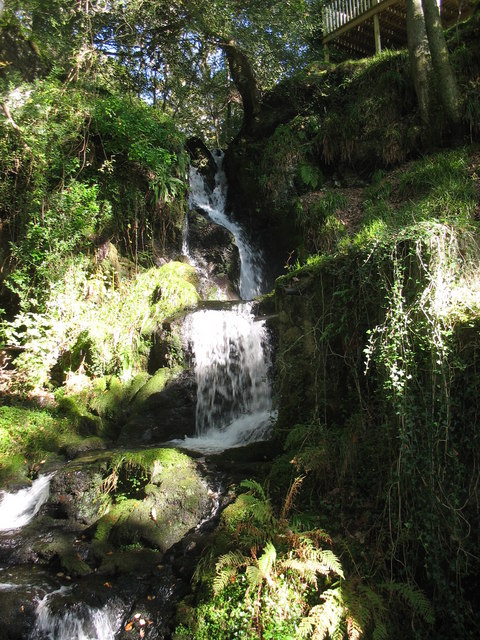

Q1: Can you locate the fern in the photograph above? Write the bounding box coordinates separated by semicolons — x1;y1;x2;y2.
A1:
214;550;249;594
281;474;305;521
372;620;388;640
213;566;238;595
281;558;320;586
215;549;248;572
246;564;263;588
257;541;277;578
382;582;435;624
240;478;266;500
300;587;345;640
317;549;345;578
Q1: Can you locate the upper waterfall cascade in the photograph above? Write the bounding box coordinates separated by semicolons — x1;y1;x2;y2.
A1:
187;152;266;301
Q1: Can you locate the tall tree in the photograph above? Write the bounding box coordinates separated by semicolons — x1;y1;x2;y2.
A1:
421;0;462;128
406;0;432;125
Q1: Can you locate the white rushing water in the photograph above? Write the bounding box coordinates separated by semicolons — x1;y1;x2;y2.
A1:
0;473;54;531
31;587;122;640
175;150;274;453
177;303;273;453
187;152;266;300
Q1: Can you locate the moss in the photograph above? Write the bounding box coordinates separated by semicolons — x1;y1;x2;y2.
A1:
132;366;182;407
97;548;163;576
93;448;209;552
0;405;80;484
88;376;125;418
59;554;92;577
60;436;106;459
56;394;105;437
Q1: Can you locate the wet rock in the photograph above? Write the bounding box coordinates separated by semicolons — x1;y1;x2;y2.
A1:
91;449;211;554
48;455;111;525
187;210;241;298
96;548;163;577
120;372;196;444
60;436;107;460
185;137;217;192
0;571;52;640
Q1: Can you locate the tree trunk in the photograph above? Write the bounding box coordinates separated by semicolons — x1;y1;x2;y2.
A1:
406;0;432;125
222;41;261;134
421;0;462;128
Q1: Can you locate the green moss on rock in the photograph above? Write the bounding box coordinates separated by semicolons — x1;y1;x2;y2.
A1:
92;448;210;553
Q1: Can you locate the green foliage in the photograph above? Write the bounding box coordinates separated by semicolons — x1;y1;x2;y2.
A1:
0;404;83;482
2;259;198;391
274;148;480;636
0;76;188;301
178;479;434;640
295;190;348;255
299;163;323;190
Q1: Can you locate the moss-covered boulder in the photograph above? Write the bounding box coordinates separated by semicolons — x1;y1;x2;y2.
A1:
48;452;112;525
91;449;211;558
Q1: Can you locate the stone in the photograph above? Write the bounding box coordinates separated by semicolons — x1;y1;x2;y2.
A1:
185;137;217;192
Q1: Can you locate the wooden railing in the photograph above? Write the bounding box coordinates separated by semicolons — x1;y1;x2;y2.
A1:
323;0;378;35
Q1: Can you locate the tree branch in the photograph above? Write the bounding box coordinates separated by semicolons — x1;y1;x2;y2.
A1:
1;102;33;154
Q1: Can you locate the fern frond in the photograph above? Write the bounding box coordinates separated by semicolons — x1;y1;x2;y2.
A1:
281;475;305;521
333;617;349;640
358;584;386;617
246;564;263;588
300;588;345;640
281;558;319;586
240;478;266;500
382;582;435;624
345;614;362;640
236;493;273;527
216;549;248;570
317;549;344;578
372;620;388;640
341;582;374;634
258;541;277;577
213;566;237;595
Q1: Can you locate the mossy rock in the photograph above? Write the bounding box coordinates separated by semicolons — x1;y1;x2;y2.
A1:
132;367;181;407
60;553;92;577
92;449;210;553
120;371;196;444
34;532;93;577
60;436;107;460
88;376;126;419
49;455;111;525
96;548;163;576
56;394;105;437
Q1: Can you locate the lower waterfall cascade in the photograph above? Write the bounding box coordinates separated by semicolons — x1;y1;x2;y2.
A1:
0;472;55;531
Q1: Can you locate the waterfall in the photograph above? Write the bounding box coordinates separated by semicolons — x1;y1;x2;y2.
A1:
30;587;122;640
0;473;54;531
175;151;275;453
179;304;273;452
187;152;266;300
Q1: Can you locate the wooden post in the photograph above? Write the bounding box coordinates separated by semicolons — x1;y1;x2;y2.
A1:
324;43;330;62
373;12;382;53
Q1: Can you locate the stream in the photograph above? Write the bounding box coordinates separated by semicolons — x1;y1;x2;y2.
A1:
0;152;275;639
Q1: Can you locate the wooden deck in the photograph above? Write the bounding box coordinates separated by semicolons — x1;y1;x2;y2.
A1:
322;0;469;57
